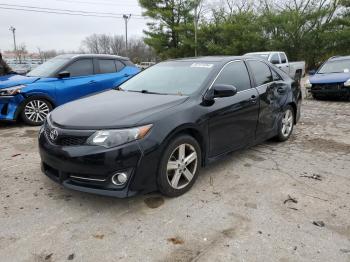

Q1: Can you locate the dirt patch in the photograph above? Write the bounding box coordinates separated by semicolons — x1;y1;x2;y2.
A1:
301;138;350;154
144;196;165;209
167;237;184;245
21;130;39;138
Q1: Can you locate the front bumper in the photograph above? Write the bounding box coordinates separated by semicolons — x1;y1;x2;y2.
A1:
0;95;24;121
38;123;161;197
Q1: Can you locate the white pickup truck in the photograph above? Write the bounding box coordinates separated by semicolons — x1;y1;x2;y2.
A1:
245;51;305;82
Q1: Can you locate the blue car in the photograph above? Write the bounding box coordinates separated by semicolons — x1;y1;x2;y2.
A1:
0;54;140;125
305;56;350;100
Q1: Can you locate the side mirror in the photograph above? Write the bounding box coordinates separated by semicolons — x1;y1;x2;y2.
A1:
271;59;280;65
308;70;316;75
58;71;70;78
204;84;237;102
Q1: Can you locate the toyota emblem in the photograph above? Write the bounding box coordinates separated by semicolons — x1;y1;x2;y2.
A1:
49;129;59;141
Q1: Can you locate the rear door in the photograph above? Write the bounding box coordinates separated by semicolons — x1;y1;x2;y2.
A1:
55;58;97;104
207;60;260;157
277;52;290;75
94;59;131;91
246;59;287;141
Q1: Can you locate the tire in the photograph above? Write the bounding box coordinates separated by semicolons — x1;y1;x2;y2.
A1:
157;134;201;197
21;98;53;126
276;106;294;142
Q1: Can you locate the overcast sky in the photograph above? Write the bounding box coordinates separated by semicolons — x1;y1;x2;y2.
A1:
0;0;148;52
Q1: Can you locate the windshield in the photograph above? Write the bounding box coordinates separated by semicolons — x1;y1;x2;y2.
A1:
318;59;350;74
27;57;69;77
120;61;215;95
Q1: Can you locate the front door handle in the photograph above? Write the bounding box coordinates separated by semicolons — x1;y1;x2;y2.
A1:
124;74;130;77
88;80;96;84
249;95;257;104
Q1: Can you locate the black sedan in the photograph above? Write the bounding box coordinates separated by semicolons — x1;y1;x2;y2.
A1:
39;56;302;198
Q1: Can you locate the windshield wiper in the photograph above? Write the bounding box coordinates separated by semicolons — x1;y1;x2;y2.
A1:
126;89;167;95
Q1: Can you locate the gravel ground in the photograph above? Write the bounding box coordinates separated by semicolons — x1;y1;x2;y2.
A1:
0;89;349;262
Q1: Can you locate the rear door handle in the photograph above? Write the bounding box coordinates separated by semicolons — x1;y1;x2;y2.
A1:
124;73;130;77
88;80;96;84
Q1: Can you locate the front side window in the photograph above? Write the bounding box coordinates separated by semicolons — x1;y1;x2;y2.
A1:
120;61;215;95
247;60;273;86
318;59;350;74
65;59;94;77
214;61;251;92
98;59;117;74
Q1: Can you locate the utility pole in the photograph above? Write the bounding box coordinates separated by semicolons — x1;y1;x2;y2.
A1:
123;14;131;55
193;0;200;57
9;26;17;59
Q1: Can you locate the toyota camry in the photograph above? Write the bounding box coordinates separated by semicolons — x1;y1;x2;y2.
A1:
39;56;302;198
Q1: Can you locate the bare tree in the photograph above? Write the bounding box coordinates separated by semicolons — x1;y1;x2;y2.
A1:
82;34;101;54
16;43;27;63
98;34;111;54
110;35;125;55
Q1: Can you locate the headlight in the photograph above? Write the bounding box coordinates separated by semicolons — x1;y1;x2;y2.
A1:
304;79;312;88
344;79;350;87
0;85;26;96
87;124;153;148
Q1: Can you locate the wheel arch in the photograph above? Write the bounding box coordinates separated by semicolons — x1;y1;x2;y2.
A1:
14;94;56;120
161;124;207;167
287;101;297;124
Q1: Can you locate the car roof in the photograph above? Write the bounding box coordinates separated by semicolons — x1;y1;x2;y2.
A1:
168;56;250;63
55;54;130;61
245;51;282;55
329;55;350;61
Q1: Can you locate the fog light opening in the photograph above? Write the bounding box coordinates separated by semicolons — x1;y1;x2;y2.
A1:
111;172;128;186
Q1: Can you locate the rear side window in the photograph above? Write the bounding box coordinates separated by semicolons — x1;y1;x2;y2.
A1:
280;53;287;64
98;59;117;74
65;59;94;77
247;60;273;86
214;61;251;92
115;60;125;71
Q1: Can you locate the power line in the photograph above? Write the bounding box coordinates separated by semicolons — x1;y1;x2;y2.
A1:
0;6;147;19
0;3;144;17
55;0;140;7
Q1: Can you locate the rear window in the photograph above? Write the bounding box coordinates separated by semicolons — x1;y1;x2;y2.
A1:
247;60;273;86
98;59;117;74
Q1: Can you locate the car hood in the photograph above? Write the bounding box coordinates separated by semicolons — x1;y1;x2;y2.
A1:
310;72;350;84
0;74;40;89
51;90;189;129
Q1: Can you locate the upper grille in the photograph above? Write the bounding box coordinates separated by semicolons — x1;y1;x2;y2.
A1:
44;125;88;146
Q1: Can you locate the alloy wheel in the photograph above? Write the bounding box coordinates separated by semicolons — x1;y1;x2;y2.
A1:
166;143;198;190
281;109;293;137
24;100;50;123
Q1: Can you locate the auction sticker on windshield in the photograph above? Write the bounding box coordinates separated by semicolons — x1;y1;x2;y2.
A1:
190;63;214;68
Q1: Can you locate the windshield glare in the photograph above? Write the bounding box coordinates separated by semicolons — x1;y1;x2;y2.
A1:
27;57;69;77
318;59;350;74
120;61;215;95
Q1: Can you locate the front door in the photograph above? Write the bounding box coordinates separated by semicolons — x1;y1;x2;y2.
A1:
207;60;260;157
55;58;98;105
